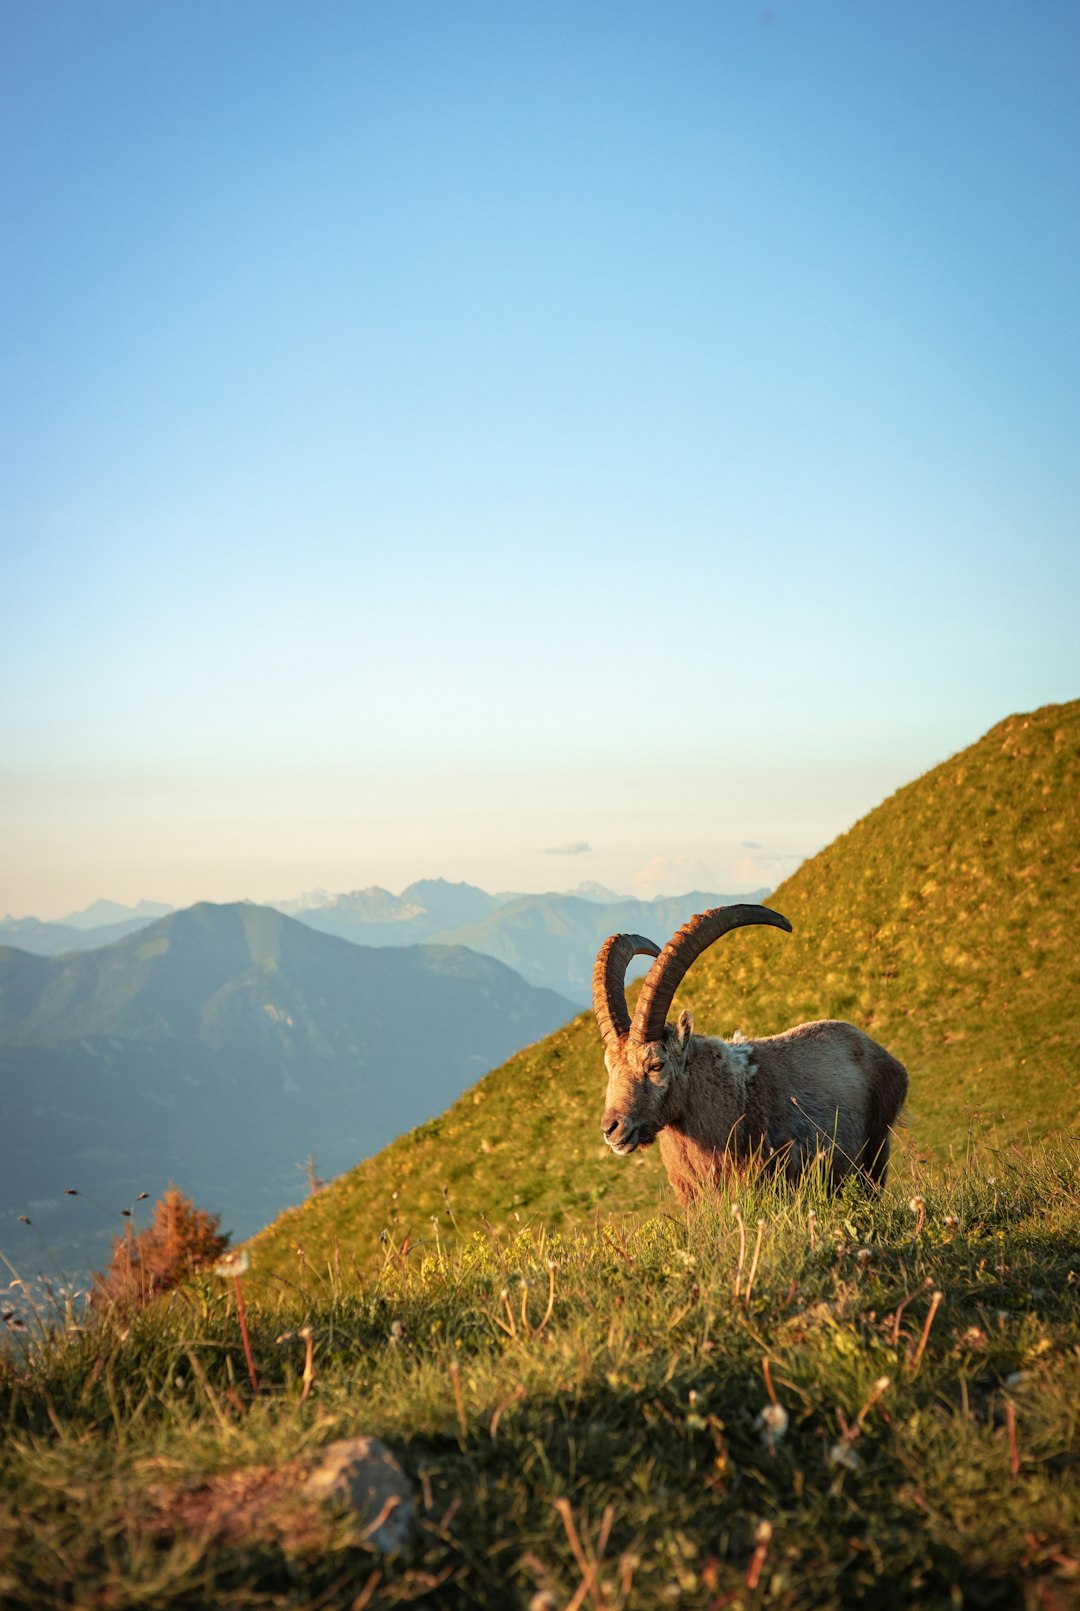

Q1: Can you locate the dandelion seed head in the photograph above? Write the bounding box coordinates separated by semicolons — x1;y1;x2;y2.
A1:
828;1441;862;1471
757;1403;789;1443
213;1249;250;1279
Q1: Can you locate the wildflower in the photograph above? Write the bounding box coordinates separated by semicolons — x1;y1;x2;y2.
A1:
389;1320;406;1344
855;1247;872;1265
213;1248;250;1279
828;1441;861;1471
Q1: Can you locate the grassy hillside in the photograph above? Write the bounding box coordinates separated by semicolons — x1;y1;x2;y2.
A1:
3;1141;1078;1608
246;701;1078;1290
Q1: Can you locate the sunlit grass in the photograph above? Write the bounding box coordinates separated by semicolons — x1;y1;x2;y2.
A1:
3;1136;1078;1608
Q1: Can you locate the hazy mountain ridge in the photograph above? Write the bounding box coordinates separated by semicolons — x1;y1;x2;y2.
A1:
429;888;770;1001
0;913;170;957
2;879;769;983
0;902;576;1273
245;699;1080;1286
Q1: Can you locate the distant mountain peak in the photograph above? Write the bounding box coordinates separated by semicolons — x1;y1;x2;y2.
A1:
563;882;625;903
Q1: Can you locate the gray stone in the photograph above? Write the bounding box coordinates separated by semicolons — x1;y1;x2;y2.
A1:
303;1436;414;1554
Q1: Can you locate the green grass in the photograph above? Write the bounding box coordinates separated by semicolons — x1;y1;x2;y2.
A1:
3;1137;1078;1608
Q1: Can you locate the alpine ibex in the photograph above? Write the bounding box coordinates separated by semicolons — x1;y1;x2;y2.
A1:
593;905;907;1202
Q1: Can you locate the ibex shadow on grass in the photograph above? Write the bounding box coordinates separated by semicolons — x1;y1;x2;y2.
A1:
593;905;908;1203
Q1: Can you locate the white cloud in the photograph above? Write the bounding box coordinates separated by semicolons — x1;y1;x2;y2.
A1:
733;850;806;891
544;840;592;856
633;855;718;898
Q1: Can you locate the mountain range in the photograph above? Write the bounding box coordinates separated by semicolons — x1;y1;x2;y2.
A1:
2;881;769;1001
0;902;575;1275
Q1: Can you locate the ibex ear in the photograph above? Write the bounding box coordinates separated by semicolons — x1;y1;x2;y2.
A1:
677;1009;694;1051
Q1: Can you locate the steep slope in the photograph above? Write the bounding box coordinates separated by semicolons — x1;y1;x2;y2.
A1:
0;903;575;1273
246;700;1079;1286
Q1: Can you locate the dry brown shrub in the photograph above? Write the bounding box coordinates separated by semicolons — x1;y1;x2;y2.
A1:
93;1184;229;1309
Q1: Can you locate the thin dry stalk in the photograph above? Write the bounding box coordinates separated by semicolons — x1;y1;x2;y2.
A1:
184;1347;231;1432
746;1520;773;1590
489;1383;526;1440
603;1225;634;1264
299;1325;315;1405
499;1288;519;1342
909;1290;944;1374
534;1260;557;1337
732;1206;747;1298
349;1568;382;1610
855;1375;891;1429
888;1277;933;1348
1005;1399;1021;1479
555;1497;614;1611
762;1357;779;1407
448;1356;468;1447
233;1275;259;1394
743;1219;766;1304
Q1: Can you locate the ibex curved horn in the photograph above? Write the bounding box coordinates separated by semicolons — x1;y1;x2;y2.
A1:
629;904;793;1047
592;933;662;1048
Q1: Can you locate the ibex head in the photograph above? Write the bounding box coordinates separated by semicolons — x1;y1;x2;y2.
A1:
592;905;793;1155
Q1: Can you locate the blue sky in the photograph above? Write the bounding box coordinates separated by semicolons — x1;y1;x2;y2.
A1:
2;1;1077;917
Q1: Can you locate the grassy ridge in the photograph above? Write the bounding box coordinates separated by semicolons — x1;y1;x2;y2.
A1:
246;700;1079;1289
3;1142;1078;1608
676;700;1079;1148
